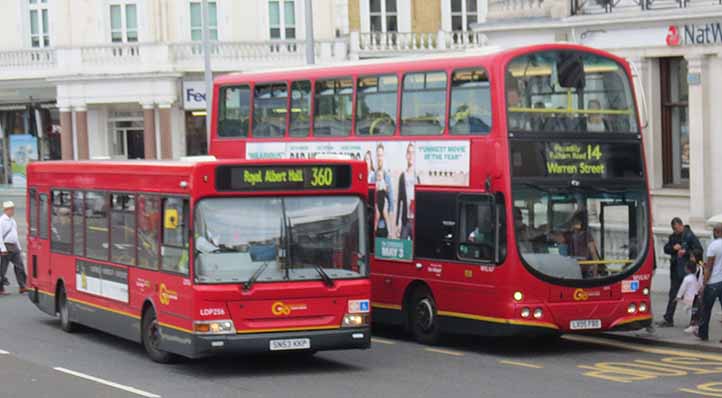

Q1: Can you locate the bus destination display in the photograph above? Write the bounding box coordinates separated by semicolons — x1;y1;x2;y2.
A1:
216;164;352;191
511;141;643;179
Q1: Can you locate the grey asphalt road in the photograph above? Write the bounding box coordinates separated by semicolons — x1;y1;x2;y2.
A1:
1;291;721;398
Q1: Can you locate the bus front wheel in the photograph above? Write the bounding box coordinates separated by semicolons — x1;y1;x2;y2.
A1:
409;287;441;345
57;285;76;333
142;308;176;364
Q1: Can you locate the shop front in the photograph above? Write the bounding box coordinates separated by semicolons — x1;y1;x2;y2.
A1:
182;80;208;156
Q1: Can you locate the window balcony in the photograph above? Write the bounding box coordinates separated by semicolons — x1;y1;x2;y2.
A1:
349;30;487;58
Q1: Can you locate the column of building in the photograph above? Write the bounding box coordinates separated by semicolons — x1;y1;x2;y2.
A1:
59;105;89;160
685;54;708;226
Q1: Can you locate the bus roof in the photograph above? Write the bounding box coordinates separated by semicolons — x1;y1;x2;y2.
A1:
214;43;626;85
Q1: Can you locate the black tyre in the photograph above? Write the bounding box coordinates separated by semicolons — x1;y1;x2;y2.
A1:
409;287;441;345
57;286;76;333
142;308;176;364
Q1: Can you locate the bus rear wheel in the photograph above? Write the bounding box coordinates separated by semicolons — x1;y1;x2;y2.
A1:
142;308;176;364
409;287;441;345
57;286;76;333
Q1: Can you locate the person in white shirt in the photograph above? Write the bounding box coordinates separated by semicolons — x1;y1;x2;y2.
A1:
697;224;722;341
0;201;28;295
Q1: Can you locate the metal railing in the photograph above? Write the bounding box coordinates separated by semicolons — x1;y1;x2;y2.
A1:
572;0;721;14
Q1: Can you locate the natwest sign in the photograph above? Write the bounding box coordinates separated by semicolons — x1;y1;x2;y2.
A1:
667;22;722;46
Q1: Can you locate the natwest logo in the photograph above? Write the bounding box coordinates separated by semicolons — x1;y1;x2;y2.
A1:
666;22;722;47
666;25;681;46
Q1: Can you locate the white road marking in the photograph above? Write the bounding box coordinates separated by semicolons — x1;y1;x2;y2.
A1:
0;350;9;355
424;347;464;357
53;367;161;398
498;360;543;369
371;337;396;345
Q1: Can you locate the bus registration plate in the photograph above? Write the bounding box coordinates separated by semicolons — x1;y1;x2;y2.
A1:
570;319;602;330
269;338;311;351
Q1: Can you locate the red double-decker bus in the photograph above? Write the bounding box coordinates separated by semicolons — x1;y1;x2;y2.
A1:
26;159;370;361
210;43;654;343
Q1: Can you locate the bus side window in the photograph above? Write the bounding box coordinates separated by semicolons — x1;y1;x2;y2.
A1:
28;189;37;237
85;192;108;261
51;190;73;254
414;191;457;261
137;195;160;270
218;85;250;138
38;193;49;240
289;80;312;137
457;195;495;262
110;193;136;266
161;198;189;275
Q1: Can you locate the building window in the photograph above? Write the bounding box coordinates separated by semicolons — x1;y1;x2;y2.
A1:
370;0;397;32
451;0;478;31
660;57;689;187
29;0;50;47
110;2;138;43
190;1;218;41
269;0;296;39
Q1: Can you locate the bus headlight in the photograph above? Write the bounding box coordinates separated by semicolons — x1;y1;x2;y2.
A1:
342;314;369;328
513;291;524;302
521;308;531;318
642;288;649;296
533;308;543;319
193;320;236;335
639;302;647;313
627;303;637;314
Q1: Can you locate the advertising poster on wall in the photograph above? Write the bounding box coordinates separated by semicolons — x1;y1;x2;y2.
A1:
247;140;470;262
9;134;38;186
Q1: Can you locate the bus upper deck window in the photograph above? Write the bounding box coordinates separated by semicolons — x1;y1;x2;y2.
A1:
289;81;311;137
218;85;250;138
314;78;353;137
401;71;447;136
253;83;288;138
450;69;492;135
356;75;398;136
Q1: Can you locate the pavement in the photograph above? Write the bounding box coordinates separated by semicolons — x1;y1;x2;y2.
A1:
607;290;722;353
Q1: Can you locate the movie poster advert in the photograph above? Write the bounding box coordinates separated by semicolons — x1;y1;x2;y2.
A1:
246;140;470;262
9;134;38;186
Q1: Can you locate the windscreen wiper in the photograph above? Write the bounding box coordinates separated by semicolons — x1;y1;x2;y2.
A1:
313;264;335;288
243;262;269;291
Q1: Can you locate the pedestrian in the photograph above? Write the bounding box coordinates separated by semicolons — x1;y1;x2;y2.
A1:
657;217;703;327
677;249;703;334
697;223;722;342
0;201;28;295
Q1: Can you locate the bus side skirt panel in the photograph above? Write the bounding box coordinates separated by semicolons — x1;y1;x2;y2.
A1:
34;290;56;317
69;301;142;343
438;315;559;337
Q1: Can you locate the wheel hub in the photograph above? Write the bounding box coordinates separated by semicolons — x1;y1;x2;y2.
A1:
415;298;434;332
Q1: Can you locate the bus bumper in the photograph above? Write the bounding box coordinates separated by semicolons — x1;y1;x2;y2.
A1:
165;327;371;359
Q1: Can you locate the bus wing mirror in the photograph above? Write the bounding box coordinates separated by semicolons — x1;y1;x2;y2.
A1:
629;61;649;130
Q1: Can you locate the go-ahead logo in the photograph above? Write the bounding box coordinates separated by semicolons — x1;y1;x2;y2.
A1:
666;25;681;46
573;288;589;301
271;301;308;316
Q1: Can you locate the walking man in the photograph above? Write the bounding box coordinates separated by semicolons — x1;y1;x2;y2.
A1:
697;223;722;341
0;201;28;295
658;217;702;327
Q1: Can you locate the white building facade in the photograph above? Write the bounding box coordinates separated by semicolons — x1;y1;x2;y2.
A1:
0;0;485;185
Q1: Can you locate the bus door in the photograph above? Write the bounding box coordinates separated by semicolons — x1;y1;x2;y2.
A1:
412;192;502;316
154;197;192;325
27;189;51;293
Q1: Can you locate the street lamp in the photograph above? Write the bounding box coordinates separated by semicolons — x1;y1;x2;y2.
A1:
201;0;213;147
